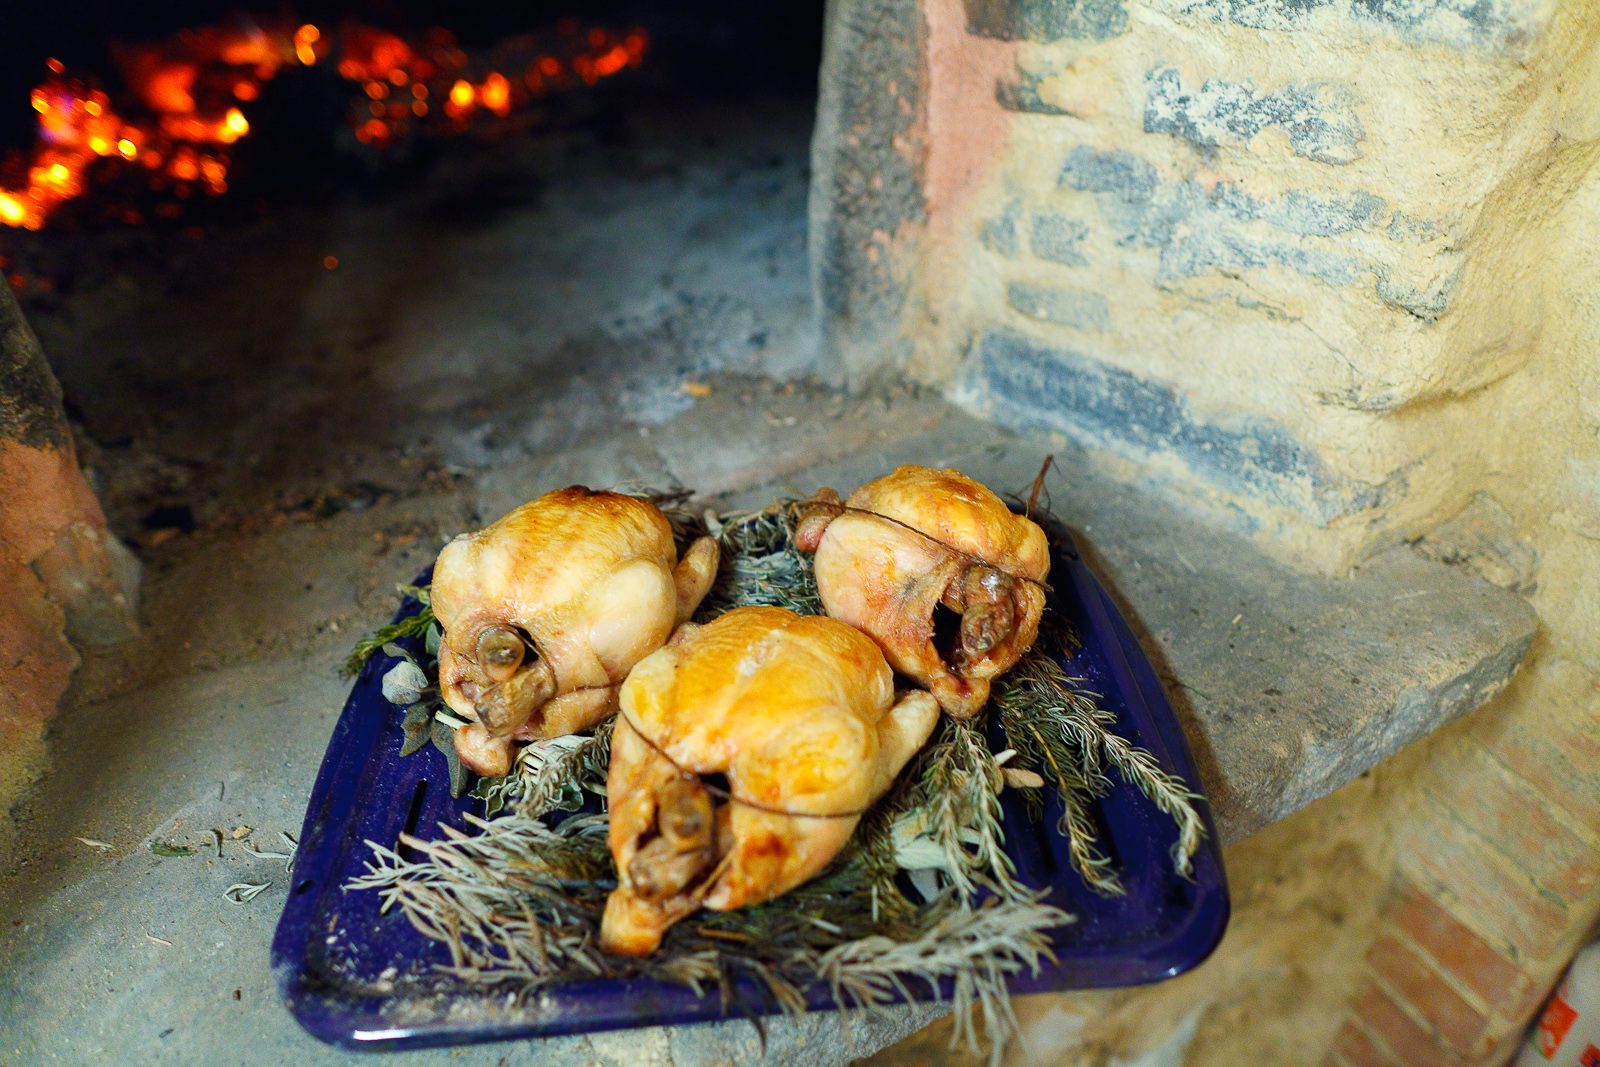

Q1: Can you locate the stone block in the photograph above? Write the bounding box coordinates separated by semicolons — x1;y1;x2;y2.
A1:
809;0;925;386
964;0;1129;40
1027;212;1088;265
1162;0;1544;48
1143;66;1365;165
996;66;1076;113
976;327;1386;527
978;211;1019;255
1054;146;1391;290
1005;282;1107;328
1411;494;1539;594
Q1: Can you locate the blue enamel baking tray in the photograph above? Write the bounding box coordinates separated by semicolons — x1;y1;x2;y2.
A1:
272;524;1229;1049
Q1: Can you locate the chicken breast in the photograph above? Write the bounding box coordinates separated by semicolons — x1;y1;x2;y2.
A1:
600;606;939;955
432;487;719;777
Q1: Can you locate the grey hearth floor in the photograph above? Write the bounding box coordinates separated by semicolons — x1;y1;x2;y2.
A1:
0;92;1533;1066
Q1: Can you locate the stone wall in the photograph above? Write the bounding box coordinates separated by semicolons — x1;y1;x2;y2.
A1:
815;0;1600;1064
814;0;1600;571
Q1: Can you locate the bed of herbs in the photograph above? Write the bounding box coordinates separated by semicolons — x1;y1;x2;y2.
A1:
341;498;1204;1062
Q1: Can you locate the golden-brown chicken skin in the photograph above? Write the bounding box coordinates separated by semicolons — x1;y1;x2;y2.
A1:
795;466;1050;719
600;606;939;956
432;487;719;777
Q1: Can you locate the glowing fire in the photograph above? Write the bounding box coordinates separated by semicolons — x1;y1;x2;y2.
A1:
1;18;648;230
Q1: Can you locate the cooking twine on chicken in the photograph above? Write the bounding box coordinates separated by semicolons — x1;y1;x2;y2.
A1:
614;709;875;820
794;496;1055;594
346;485;1204;1066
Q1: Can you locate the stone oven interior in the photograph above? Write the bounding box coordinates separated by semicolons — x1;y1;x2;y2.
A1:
1;2;1596;1066
1;0;827;540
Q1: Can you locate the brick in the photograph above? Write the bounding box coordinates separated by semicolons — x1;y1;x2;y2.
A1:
1474;663;1600;837
1334;1020;1404;1067
1488;729;1600;845
1507;974;1564;1030
1421;765;1599;906
1386;881;1534;1013
1469;1025;1520;1067
1366;936;1489;1055
1352;981;1469;1067
1543;850;1600;903
1400;829;1573;961
1425;756;1588;869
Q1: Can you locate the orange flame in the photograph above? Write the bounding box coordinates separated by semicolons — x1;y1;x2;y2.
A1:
2;19;650;229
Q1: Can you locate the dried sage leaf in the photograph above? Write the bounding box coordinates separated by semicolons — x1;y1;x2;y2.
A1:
381;642;420;666
399;703;434;757
431;718;470;797
382;661;429;705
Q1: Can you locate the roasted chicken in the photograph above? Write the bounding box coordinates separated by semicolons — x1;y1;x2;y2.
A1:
432;487;720;777
795;465;1050;718
600;606;939;955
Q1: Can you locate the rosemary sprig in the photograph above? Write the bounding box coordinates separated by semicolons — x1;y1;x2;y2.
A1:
345;584;435;677
694;501;823;619
995;647;1205;880
512;719;614;819
350;810;614;983
904;715;1028;902
816;897;1071;1067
